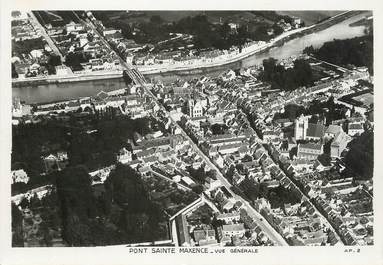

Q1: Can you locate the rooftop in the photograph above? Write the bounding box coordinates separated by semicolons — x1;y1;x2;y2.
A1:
222;223;245;232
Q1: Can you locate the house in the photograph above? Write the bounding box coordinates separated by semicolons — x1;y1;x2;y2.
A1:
43;152;68;173
218;143;242;155
297;143;323;160
221;224;246;237
221;197;237;212
102;28;121;37
284;203;300;216
330;131;352;158
193;228;217;246
55;65;73;76
325;125;342;139
254;198;271;212
133;132;143;143
12;169;29;184
182;176;196;186
204;177;221;191
275;118;293;128
348;122;364;136
263;130;283;142
232;172;245;185
65;22;84;33
217;212;241;224
117;147;132;164
135;149;156;159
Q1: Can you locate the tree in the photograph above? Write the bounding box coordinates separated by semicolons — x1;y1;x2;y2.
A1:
259;57;314;91
12;203;24;247
64;52;86;70
150;15;163;25
105;164;150;210
272;24;284;35
11;63;18;78
211;218;225;228
48;54;62;67
303;45;315;55
188;166;207;184
344;131;373;180
211;123;228;135
56;166;96;246
306;34;374;74
318;153;331;166
192;184;204;194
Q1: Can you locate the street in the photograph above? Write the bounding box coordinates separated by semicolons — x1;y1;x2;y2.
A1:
28;11;65;62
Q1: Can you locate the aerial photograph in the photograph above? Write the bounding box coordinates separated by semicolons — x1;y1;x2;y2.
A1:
11;10;373;247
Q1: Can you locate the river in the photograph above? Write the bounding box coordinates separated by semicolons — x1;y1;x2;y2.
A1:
13;12;370;104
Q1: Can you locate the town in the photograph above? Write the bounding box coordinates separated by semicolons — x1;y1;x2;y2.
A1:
11;10;373;248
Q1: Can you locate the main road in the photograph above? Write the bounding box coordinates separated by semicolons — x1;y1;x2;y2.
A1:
28;11;65;62
74;12;288;246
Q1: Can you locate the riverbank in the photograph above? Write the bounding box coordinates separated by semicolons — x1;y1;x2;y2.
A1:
12;10;366;88
12;70;123;88
13;11;369;104
120;10;366;75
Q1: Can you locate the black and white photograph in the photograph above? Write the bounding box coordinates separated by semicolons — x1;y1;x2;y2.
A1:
1;1;382;264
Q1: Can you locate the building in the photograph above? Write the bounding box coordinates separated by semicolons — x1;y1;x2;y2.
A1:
325;125;343;139
348;122;364;136
65;22;84;33
294;115;326;140
12;169;29;184
103;28;122;37
306;123;326;141
221;224;246;237
193;228;217;246
331;131;352;158
55;65;73;76
43;152;68;173
117;147;132;164
297;143;323;160
294;115;309;140
204;177;221;191
217;212;241;224
12;97;23;117
188;99;204;118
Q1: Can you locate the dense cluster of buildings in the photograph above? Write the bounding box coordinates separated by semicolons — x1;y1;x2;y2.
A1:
11;11;56;78
11;38;373;247
12;77;278;248
174;192;274;247
150;55;373;246
46;19;122;73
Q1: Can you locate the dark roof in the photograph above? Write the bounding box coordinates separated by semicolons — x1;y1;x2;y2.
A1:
348;123;363;130
299;143;323;151
306;123;325;138
193;229;207;242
